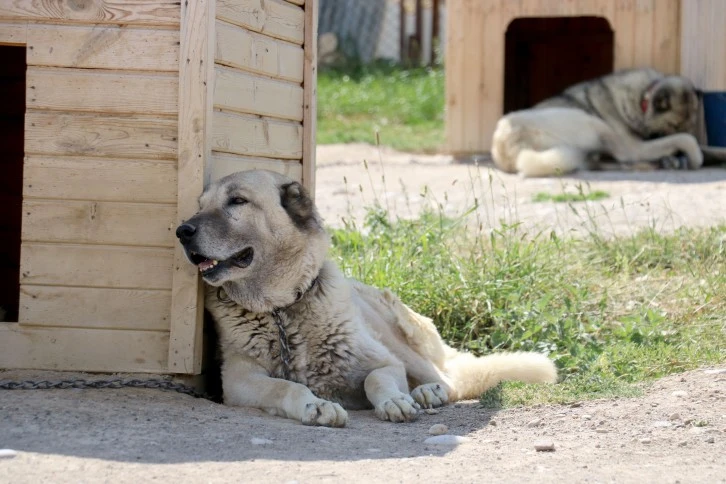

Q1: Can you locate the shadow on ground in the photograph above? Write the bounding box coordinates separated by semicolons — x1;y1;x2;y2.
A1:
570;166;726;185
0;386;494;464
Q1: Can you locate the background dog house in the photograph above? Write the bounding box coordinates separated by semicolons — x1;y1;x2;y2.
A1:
0;0;318;375
445;0;726;156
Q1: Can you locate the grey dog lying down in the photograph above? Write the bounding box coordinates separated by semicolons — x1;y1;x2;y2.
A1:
492;68;726;177
176;170;557;426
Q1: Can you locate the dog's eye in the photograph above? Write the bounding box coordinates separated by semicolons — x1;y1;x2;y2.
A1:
228;197;248;206
653;93;671;113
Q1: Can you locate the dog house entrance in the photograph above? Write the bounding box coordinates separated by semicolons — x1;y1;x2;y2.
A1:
503;16;614;113
0;45;25;322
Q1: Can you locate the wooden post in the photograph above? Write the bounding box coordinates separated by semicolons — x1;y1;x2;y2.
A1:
302;0;318;196
414;0;423;65
399;0;407;65
168;0;215;374
431;0;440;66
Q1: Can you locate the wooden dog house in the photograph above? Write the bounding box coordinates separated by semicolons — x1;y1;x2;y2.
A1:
0;0;318;375
445;0;726;155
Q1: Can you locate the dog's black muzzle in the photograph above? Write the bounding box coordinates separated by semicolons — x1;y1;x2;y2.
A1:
176;222;197;246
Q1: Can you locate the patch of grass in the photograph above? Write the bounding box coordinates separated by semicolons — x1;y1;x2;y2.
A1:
533;190;610;203
317;65;444;153
330;197;726;407
480;378;644;409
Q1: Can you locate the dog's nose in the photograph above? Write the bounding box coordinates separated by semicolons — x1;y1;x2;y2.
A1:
175;223;197;243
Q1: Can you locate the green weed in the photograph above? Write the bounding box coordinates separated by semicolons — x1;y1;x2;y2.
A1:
317;65;444;152
533;190;610;203
329;193;726;406
318;65;724;406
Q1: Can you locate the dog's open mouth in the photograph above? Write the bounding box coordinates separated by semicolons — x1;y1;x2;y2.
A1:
189;247;254;276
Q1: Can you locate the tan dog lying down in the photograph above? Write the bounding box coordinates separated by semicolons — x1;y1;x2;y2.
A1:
176;170;557;426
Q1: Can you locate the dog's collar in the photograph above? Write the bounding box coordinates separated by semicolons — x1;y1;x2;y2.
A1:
640;80;659;113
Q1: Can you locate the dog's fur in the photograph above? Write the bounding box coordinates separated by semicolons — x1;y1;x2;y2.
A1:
491;68;720;177
176;170;557;427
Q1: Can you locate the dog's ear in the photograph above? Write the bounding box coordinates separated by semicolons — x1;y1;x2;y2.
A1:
280;181;318;230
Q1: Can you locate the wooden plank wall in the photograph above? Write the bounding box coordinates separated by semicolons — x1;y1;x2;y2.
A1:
167;0;214;375
210;0;307;186
446;0;681;154
681;0;726;91
0;1;181;373
167;0;312;372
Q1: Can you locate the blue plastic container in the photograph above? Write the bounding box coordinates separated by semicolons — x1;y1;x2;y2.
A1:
703;91;726;147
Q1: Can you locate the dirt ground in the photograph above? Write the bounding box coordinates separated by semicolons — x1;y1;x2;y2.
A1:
1;368;724;483
1;144;725;483
315;144;726;237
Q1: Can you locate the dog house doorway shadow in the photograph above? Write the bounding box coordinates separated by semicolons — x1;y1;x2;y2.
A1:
503;16;615;114
0;45;25;324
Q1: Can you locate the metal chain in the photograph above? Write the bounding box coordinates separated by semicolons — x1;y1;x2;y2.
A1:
214;276;320;382
3;278;315;395
0;378;208;399
271;309;292;381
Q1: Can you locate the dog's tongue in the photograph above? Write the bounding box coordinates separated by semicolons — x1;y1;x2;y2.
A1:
198;259;216;272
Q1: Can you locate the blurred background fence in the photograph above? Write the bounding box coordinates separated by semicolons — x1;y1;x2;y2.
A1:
318;0;445;67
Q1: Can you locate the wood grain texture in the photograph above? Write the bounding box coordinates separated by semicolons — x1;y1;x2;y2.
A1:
210;152;302;181
651;0;679;75
22;200;177;247
461;0;487;153
214;66;303;121
212;110;302;159
0;324;169;373
20;243;174;290
0;0;180;26
446;0;682;154
301;0;317;194
632;1;654;67
215;20;304;82
27;67;178;115
27;24;179;71
216;0;304;44
25;111;178;160
613;0;635;70
444;0;464;155
681;0;726;90
23;156;177;203
19;286;171;331
169;0;213;374
0;20;28;44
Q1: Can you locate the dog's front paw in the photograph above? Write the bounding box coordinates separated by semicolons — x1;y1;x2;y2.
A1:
375;393;420;422
411;383;449;409
657;154;686;170
301;400;348;427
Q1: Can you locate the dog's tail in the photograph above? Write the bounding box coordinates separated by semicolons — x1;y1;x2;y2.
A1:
515;147;584;177
445;351;557;400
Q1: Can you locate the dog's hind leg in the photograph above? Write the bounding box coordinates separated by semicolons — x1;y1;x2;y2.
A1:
364;364;420;422
222;354;348;427
515;146;586;177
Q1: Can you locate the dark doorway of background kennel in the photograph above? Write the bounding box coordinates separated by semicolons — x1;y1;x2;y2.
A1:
0;45;25;322
503;16;614;114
